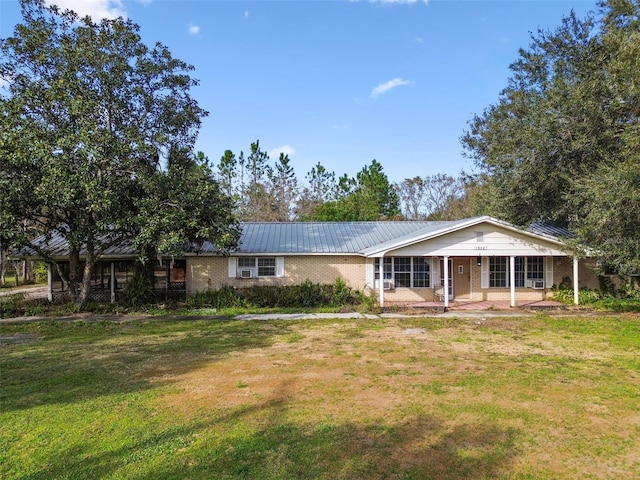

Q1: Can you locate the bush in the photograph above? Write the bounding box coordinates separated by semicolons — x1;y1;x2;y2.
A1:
34;262;48;284
187;278;368;310
0;293;25;317
187;284;246;309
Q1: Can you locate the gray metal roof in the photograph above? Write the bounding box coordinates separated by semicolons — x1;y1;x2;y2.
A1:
12;230;135;259
13;218;570;260
528;222;574;239
197;221;449;255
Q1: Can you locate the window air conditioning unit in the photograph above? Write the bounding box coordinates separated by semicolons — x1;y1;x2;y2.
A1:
383;280;395;290
529;280;545;289
239;269;253;279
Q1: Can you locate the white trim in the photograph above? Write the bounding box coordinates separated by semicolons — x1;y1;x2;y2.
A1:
276;257;285;278
360;216;568;257
545;256;554;288
365;258;374;288
443;256;449;308
481;257;489;289
228;257;237;278
573;257;580;305
379;257;385;308
510;256;516;307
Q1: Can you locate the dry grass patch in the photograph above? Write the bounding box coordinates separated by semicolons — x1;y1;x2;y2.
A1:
1;315;639;479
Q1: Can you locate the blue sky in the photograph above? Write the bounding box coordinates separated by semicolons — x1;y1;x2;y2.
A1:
0;0;598;183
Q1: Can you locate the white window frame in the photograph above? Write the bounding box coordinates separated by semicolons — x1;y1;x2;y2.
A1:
374;257;431;289
230;257;284;278
488;256;545;288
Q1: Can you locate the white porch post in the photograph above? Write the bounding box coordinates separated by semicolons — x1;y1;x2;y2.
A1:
47;263;53;302
110;262;116;303
510;256;516;307
378;257;385;308
573;257;580;305
443;256;449;308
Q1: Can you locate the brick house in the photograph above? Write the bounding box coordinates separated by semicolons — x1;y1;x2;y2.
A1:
187;216;596;307
16;216;596;306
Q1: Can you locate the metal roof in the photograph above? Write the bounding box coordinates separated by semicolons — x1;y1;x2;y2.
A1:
197;221;448;255
528;222;574;239
12;218;571;260
12;230;135;259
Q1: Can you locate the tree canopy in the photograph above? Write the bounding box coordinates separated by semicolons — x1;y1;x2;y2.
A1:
0;0;239;305
461;0;640;272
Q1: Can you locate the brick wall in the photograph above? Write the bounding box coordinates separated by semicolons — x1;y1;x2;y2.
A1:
186;255;602;302
186;255;367;294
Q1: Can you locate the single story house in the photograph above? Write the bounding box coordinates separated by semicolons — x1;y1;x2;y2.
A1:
14;216;597;307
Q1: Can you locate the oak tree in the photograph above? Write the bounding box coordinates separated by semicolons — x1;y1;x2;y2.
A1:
0;0;238;306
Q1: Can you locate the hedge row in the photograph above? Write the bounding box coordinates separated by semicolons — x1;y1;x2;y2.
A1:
187;278;366;309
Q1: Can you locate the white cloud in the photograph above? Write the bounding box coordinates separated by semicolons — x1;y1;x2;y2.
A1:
269;145;296;158
370;78;412;98
45;0;126;20
187;23;200;35
244;11;250;19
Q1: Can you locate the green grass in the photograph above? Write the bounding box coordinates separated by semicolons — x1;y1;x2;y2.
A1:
2;315;640;479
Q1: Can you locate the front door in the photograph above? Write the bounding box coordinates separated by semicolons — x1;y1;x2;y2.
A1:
453;258;470;298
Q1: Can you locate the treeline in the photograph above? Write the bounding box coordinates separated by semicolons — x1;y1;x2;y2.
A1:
213;140;482;222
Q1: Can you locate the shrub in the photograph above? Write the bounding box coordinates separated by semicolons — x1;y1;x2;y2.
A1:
187;280;369;310
187;285;245;309
0;293;25;317
34;262;48;284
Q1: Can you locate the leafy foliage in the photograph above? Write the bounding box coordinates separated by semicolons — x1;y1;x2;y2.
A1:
462;0;640;270
306;160;400;221
187;278;364;309
0;0;237;306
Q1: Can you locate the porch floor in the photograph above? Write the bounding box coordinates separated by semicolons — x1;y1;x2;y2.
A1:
394;299;565;311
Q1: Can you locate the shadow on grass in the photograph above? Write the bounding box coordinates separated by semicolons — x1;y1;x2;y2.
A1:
0;319;291;412
12;394;520;480
3;320;521;479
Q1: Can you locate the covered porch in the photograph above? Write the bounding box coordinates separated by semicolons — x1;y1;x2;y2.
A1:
46;258;187;303
373;254;582;309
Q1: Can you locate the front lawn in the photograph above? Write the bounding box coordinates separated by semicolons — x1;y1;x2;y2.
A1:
1;315;639;479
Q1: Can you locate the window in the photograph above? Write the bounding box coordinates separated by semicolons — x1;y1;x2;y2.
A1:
394;257;411;287
374;258;393;280
489;257;508;287
258;257;276;277
413;258;430;288
375;257;430;288
527;256;544;280
492;256;544;288
514;257;525;288
237;257;277;277
238;258;254;268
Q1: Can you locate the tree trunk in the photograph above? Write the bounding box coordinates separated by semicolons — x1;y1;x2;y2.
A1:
68;248;81;301
77;241;97;308
21;260;33;284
